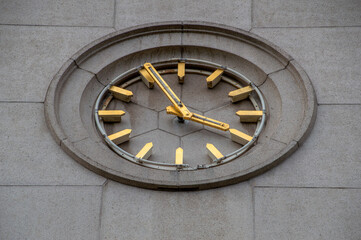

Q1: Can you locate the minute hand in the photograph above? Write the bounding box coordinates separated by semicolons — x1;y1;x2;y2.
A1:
143;63;192;120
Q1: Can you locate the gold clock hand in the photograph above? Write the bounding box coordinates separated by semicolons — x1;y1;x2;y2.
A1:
166;106;230;131
143;63;192;120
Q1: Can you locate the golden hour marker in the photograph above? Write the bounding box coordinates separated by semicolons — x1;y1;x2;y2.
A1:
236;110;263;122
109;86;133;102
135;142;153;159
206;143;224;161
108;129;131;145
178;61;185;83
175;147;183;165
98;110;125;122
228;86;253;103
207;68;224;88
139;68;155;88
229;129;252;145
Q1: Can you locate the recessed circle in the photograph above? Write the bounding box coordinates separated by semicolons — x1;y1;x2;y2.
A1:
45;22;317;190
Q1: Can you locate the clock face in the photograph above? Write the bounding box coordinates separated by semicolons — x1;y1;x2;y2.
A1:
45;22;316;190
94;59;266;170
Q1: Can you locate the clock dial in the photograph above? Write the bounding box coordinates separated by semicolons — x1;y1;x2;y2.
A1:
46;22;316;189
94;58;266;170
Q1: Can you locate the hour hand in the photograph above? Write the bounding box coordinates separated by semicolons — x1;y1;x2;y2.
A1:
143;63;192;120
166;106;230;131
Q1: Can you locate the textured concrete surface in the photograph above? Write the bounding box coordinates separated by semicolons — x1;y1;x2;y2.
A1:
100;181;253;240
0;0;114;27
0;103;105;185
0;26;113;102
254;187;361;240
252;105;361;188
252;27;361;104
1;1;360;240
0;186;102;240
253;0;361;27
115;0;252;30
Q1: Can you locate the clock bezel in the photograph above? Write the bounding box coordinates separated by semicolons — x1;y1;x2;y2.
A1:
45;22;317;190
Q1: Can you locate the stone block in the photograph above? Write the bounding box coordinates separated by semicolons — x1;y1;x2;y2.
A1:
0;103;105;185
253;27;361;104
254;187;361;240
100;181;253;240
0;0;113;27
253;0;361;27
0;26;113;102
252;105;361;188
0;186;101;240
115;0;252;30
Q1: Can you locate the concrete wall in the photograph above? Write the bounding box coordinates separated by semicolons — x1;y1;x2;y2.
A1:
0;1;360;239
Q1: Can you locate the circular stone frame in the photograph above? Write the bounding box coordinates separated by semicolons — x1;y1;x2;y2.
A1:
45;22;317;190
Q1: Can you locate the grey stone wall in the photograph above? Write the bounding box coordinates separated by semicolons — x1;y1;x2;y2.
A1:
0;1;360;239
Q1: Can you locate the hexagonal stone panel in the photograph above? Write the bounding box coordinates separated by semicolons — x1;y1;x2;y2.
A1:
104;101;157;138
181;129;241;167
126;74;182;112
181;73;235;112
204;100;257;139
159;107;203;137
119;129;180;164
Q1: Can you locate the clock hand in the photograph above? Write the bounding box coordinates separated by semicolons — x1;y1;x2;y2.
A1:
143;63;192;120
166;106;230;131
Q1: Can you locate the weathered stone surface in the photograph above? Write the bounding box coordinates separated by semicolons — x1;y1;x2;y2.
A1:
253;105;361;188
0;103;105;185
0;0;114;27
254;187;361;240
0;26;113;102
100;181;253;240
115;0;252;30
0;186;102;240
252;27;361;104
253;0;361;27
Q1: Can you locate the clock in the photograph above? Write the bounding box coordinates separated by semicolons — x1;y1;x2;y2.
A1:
45;22;316;190
94;58;266;170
